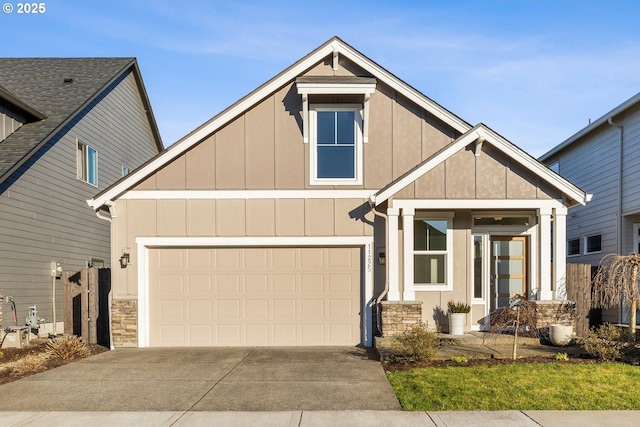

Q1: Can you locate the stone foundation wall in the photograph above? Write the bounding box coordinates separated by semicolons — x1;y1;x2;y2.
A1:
380;301;422;337
536;301;576;329
111;299;138;347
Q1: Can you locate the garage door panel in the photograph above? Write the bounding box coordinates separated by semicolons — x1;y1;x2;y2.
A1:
149;247;361;346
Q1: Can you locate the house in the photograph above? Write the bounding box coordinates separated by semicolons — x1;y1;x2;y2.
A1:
88;37;588;348
540;92;640;325
0;58;163;334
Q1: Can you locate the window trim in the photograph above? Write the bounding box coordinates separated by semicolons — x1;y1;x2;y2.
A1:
584;233;602;255
411;214;454;292
77;140;98;186
309;104;363;186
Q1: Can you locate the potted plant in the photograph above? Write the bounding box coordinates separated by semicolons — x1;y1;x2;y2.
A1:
447;300;470;335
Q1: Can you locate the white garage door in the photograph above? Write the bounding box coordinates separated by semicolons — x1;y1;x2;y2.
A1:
148;247;361;346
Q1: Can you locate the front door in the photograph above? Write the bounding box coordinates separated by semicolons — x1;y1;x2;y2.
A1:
490;236;527;311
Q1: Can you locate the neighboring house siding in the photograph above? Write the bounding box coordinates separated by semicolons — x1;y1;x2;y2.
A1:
620;105;640;214
0;100;27;141
0;71;158;326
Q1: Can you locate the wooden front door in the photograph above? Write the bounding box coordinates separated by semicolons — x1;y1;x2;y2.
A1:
490;236;527;311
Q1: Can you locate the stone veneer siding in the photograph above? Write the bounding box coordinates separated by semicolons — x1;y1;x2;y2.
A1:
380;301;422;337
111;299;138;348
536;301;576;329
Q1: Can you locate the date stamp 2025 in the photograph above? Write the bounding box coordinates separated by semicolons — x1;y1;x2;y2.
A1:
3;2;46;14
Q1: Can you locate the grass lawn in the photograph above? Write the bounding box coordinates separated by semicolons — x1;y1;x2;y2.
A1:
387;362;640;410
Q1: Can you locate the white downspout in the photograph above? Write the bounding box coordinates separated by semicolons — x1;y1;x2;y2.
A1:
94;201;116;350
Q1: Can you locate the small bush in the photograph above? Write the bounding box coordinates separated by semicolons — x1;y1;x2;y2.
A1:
390;321;440;363
582;323;628;362
555;352;569;361
45;335;92;361
9;354;48;377
451;355;468;364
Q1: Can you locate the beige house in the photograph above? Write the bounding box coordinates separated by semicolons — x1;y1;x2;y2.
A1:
88;37;589;348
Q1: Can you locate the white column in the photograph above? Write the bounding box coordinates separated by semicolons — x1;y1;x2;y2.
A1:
538;207;553;300
387;207;401;301
402;207;415;301
553;207;568;300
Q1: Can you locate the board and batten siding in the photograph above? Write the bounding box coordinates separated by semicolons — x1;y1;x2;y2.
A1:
0;70;160;327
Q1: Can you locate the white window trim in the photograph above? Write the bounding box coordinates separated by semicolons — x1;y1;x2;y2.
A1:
309;105;363;186
406;213;454;293
77;139;98;187
584;233;602;255
567;237;581;257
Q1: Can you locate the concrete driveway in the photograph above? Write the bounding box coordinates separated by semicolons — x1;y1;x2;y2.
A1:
0;347;400;412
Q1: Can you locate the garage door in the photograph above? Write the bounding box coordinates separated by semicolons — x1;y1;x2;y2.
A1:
148;247;361;346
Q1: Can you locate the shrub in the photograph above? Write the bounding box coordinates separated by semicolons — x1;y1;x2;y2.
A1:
451;355;469;364
9;354;48;377
582;323;628;362
45;335;92;361
555;352;569;361
390;321;440;363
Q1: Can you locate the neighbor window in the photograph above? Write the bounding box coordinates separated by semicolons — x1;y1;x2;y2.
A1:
310;106;362;185
414;219;449;285
567;238;580;256
122;165;129;176
585;234;602;254
77;141;97;185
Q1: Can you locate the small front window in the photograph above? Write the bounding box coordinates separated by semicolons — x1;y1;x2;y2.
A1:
310;106;362;185
414;219;448;285
77;141;97;186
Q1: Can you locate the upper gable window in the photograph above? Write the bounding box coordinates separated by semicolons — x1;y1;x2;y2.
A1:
310;106;362;184
77;140;97;186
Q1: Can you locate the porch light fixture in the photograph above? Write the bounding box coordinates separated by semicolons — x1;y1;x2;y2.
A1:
378;252;386;265
119;253;130;269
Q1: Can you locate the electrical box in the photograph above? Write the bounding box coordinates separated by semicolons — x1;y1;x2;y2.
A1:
1;326;30;349
51;261;62;278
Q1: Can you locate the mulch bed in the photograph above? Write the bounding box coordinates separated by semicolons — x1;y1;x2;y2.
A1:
0;340;108;385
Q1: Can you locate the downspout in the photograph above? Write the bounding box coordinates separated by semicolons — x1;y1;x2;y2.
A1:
608;117;623;255
94;201;116;350
368;196;389;335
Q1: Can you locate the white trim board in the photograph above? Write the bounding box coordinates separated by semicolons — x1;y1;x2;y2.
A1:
135;236;375;348
120;190;377;200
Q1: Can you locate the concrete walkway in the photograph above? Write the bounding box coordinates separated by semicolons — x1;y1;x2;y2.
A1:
1;410;639;427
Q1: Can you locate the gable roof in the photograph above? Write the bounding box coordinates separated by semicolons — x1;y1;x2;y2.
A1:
539;91;640;161
88;36;473;210
371;123;589;208
0;58;163;184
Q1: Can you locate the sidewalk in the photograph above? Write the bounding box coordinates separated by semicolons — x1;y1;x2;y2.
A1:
1;410;639;427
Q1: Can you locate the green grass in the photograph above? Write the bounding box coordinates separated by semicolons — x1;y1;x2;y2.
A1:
388;363;640;410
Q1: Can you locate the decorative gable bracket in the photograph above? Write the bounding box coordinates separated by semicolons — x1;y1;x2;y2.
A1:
296;77;376;143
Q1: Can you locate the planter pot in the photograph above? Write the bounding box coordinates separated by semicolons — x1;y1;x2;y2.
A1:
549;324;573;346
448;313;466;335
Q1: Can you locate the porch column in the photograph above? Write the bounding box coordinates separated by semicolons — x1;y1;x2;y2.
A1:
402;207;415;301
553;207;568;300
387;207;401;301
539;207;553;300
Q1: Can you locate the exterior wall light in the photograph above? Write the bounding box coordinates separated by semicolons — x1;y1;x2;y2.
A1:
119;253;130;268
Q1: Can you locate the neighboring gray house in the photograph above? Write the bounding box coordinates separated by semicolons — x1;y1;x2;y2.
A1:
0;58;163;333
540;92;640;324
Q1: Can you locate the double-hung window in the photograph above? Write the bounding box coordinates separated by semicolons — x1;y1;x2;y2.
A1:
413;218;452;288
77;140;97;186
310;106;362;185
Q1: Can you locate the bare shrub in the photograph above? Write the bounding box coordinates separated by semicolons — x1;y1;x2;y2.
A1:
390;321;440;363
9;354;48;377
582;323;628;362
45;335;92;361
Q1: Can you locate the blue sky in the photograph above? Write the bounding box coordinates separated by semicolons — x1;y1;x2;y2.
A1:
2;0;640;157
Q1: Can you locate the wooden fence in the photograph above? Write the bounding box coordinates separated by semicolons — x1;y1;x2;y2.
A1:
63;268;111;346
565;263;594;337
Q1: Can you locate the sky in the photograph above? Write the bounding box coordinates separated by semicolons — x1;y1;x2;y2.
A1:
2;0;640;158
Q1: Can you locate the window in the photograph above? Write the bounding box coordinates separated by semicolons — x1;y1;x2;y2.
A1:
473;235;484;299
122;166;129;177
414;219;449;285
549;161;559;173
310;106;362;185
567;238;580;256
585;234;601;254
77;141;97;185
